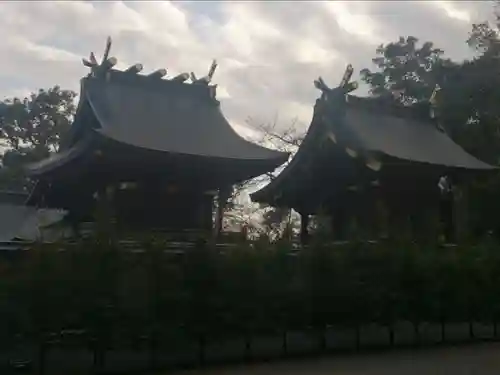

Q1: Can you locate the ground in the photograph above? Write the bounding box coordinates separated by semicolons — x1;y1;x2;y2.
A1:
173;343;500;375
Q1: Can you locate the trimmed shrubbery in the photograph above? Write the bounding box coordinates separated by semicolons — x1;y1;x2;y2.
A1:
1;237;500;373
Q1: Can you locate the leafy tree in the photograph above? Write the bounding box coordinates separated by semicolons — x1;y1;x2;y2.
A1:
467;2;500;58
454;15;500;163
359;28;500;237
0;86;77;190
360;36;455;106
442;11;500;237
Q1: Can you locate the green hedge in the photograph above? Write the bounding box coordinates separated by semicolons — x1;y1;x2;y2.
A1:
1;238;500;371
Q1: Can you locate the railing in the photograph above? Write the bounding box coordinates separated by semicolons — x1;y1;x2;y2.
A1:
2;321;498;374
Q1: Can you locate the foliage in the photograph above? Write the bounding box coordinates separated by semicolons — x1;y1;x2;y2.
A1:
358;30;500;157
358;24;500;238
467;7;500;57
222;116;302;236
1;239;500;360
360;36;455;106
0;86;77;190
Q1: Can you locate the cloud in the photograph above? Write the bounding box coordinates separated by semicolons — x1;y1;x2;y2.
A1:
430;1;472;23
0;0;493;139
322;1;386;45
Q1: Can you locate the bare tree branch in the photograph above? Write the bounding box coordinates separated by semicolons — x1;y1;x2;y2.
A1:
246;116;305;152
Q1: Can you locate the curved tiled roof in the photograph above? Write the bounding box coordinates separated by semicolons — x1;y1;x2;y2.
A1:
251;81;496;209
25;38;288;178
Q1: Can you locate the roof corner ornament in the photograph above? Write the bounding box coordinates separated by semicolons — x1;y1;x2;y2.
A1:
429;84;440;112
366;155;382;172
313;64;358;98
82;36;117;77
339;64;358;94
438;175;452;195
191;59;218;85
313;76;331;93
339;64;353;87
429;84;446;132
208;59;218;81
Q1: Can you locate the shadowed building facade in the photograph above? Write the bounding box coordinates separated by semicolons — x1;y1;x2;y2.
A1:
251;67;495;243
25;38;289;239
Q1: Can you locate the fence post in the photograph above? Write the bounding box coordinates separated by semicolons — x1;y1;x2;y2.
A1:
198;334;206;365
148;334;158;371
388;325;395;347
440;318;446;343
318;326;327;353
413;321;421;347
469;319;475;340
244;333;252;361
36;339;47;375
355;324;360;351
282;331;288;356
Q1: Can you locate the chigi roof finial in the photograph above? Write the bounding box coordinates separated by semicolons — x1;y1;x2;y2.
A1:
429;84;446;132
313;76;330;92
82;36;117;75
339;64;353;88
190;59;218;85
429;84;441;118
313;64;358;94
339;64;358;93
207;59;218;82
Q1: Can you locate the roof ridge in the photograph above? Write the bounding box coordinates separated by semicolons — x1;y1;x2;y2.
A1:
345;94;432;122
87;69;217;95
81;36;219;98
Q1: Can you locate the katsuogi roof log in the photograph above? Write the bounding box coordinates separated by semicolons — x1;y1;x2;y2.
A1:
251;64;496;210
26;37;289;182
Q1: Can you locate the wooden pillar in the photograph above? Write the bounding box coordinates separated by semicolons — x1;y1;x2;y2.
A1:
410;196;431;243
386;194;411;240
331;206;347;241
357;188;378;240
440;191;454;244
94;184;116;237
453;184;468;243
300;212;310;245
201;192;216;233
214;186;231;240
66;208;82;238
374;197;389;239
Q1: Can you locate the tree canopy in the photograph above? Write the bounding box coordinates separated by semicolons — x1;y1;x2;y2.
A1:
358;24;500;164
357;15;500;238
360;36;455;106
0;86;77;190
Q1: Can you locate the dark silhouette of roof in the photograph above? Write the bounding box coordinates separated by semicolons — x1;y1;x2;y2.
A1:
26;138;90;176
83;71;286;160
251;79;496;209
25;38;288;179
342;95;494;169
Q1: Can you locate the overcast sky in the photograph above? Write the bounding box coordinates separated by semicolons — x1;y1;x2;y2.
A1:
0;1;495;138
